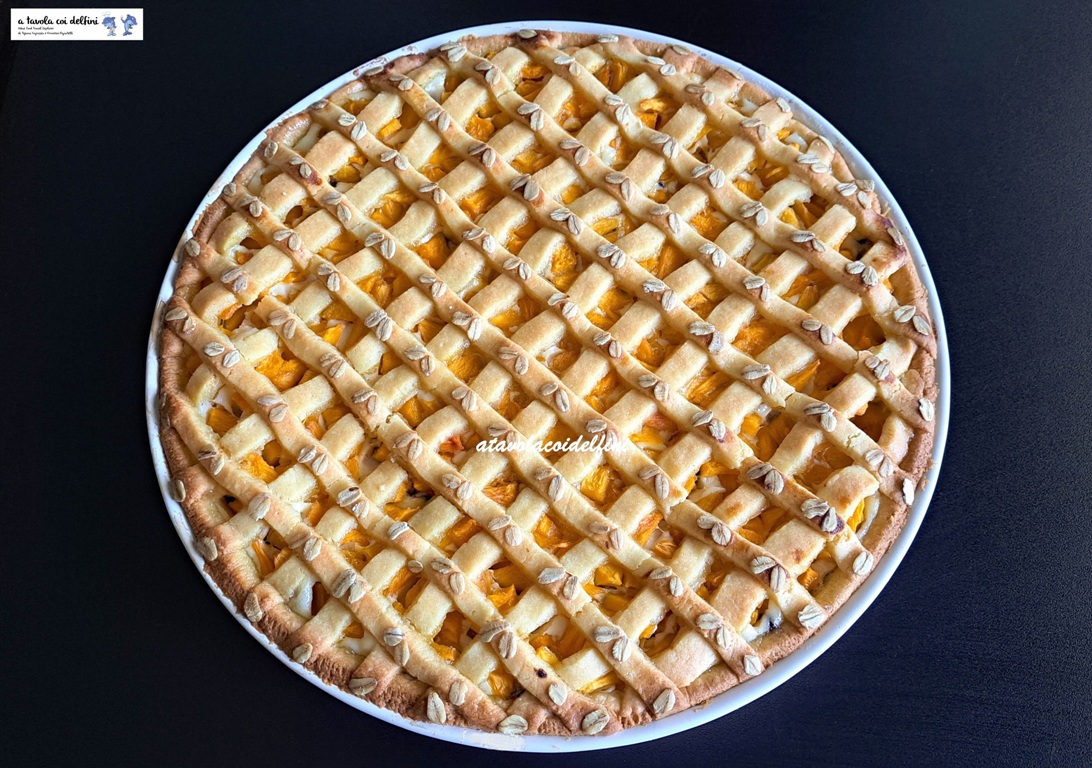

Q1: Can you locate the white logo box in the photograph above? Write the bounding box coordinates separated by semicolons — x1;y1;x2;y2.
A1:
10;8;143;40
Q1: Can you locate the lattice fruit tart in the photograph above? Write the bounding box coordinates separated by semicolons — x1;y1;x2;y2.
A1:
156;27;938;737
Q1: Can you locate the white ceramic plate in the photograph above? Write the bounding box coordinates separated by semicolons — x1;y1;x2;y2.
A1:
146;19;949;752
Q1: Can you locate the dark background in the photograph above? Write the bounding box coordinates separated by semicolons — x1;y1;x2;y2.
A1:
3;1;1091;765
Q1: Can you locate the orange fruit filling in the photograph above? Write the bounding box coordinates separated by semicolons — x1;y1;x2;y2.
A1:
488;669;518;698
582;672;621;694
482;470;520;507
592;213;631;243
330;155;364;184
733;317;787;356
650;169;678;203
466;114;495;142
441;517;481;553
785;360;821;391
376;118;401;141
377;350;400;375
739;411;794;461
584;371;622;413
635;96;678;130
783;269;833;311
639;243;687;279
397;394;443;428
510;144;553;175
383;566;419;612
422;144;461;181
686;366;732;408
842;314;886;351
533;641;561;666
206;405;237;435
447;349;486;383
595;60;631;92
587;287;633;330
737;507;791;545
432;610;464;662
556;93;598;131
494;384;530;421
515;64;549;100
318;232;359;263
608;134;638;167
370;188;415;228
634;511;663;547
639;612;679;655
540;422;578;462
852;400;888;441
690;207;728;240
696;560;732;601
847;499;867;531
549;243;582;291
357;265;411;308
487;584;518;614
585;564;640;616
779;200;825;229
342;95;372;115
319;300;356;323
437;433;467;463
284;198;319;228
685;280;731;319
634;325;685;368
256;350;307;390
505;217;538;254
339;528;382;571
580;464;625;506
413;316;444;343
240;452;277;483
797;439;854;491
560;183;583;204
534;513;582;557
544;334;581;373
689;124;729;163
630;410;678;460
734;177;762;199
751;158;789;187
490;295;540;335
459;184;504;221
414;233;453;270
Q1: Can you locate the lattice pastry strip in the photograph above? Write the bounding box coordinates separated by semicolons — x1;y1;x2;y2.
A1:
255;302;691;726
457;40;925;356
248;113;854;647
162;315;521;726
198;181;796;719
336;76;891;541
486;41;935;424
170;296;690;733
580;40;919;275
215;232;694;720
372;51;931;499
210;179;785;715
252;146;704;516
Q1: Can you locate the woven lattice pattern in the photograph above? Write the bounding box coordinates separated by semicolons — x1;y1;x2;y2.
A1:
157;29;937;736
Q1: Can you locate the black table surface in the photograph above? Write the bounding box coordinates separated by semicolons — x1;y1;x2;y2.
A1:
3;1;1091;765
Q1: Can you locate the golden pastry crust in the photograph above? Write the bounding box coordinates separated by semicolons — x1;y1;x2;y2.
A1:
155;28;938;737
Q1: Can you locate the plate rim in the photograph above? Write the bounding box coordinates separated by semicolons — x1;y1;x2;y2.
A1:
145;18;950;753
